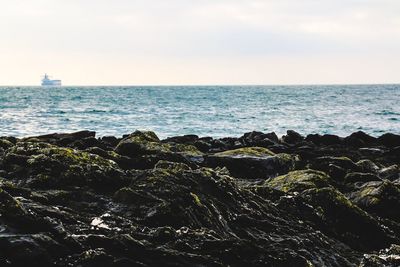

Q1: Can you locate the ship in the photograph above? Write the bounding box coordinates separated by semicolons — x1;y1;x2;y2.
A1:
41;74;62;86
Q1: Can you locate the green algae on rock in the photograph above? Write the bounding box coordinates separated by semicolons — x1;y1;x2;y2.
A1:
2;142;128;191
265;169;331;193
213;147;275;157
0;130;399;266
348;181;400;222
114;130;204;169
300;187;396;251
206;147;297;179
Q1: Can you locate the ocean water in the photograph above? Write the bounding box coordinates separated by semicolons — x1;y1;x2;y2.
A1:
0;85;399;139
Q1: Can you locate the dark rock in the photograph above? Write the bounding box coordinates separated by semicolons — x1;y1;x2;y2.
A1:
265;169;331;193
359;147;386;157
311;156;359;173
114;160;360;265
2;142;128;191
378;133;400;148
205;147;297;179
282;130;304;144
0;130;400;266
100;135;120;147
23;130;96;146
0;138;15;150
239;131;279;147
0;234;67;266
305;134;342;146
379;165;400;181
344;131;377;147
162;134;199;144
70;136;107;150
299;187;396;251
361;244;400;267
114;131;204;169
344;172;381;183
193;140;212;152
356;159;380;173
327;164;348;182
384;146;400;161
348;181;400;222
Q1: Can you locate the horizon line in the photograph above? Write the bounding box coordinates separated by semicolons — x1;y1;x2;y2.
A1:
1;82;400;87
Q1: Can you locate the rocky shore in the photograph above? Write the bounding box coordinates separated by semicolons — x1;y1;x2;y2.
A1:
0;130;399;266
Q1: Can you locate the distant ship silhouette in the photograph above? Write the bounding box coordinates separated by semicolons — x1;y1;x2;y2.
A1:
41;73;61;86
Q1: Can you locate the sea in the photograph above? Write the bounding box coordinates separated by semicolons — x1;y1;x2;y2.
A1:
0;85;399;139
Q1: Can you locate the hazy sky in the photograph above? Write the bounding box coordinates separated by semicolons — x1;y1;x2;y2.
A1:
1;0;400;85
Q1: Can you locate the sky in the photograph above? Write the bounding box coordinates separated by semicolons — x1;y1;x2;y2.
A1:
1;0;400;85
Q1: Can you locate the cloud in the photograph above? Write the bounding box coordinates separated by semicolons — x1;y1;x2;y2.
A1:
0;0;399;84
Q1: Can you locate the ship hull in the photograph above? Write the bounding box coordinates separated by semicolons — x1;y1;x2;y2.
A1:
41;80;62;86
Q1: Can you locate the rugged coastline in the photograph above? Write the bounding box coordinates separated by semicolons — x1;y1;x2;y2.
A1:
0;130;399;266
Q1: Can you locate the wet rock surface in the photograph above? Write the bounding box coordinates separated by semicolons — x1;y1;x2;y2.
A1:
0;130;399;266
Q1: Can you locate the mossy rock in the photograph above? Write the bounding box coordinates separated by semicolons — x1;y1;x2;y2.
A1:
348;181;400;222
300;187;395;251
206;147;297;179
0;187;46;232
0;139;15;150
214;147;275;157
356;159;380;173
115;131;171;157
114;131;203;168
0;188;27;220
153;160;192;173
3;142;127;191
265;169;331;193
114;161;237;231
169;143;203;156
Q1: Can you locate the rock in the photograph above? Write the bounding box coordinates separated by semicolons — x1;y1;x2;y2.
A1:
73;248;115;267
205;147;297;179
379;165;400;181
162;134;199;144
378;133;400;148
0;234;67;266
282;130;304;144
344;172;381;183
84;147;134;170
384;146;400;162
115;131;167;157
344;131;377;147
358;147;386;157
348;181;400;222
299;187;396;251
193;139;212;152
311;156;359;174
100;135;120;147
305;134;342;146
239;131;279;146
0;138;15;150
23;131;96;146
265;169;331;193
326;164;348;181
113;160;360;266
2;142;128;191
69;136;107;150
0;130;400;266
114;130;203;169
361;244;400;267
356;159;380;173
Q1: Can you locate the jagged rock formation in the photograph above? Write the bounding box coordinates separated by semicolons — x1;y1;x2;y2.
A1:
0;130;399;266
